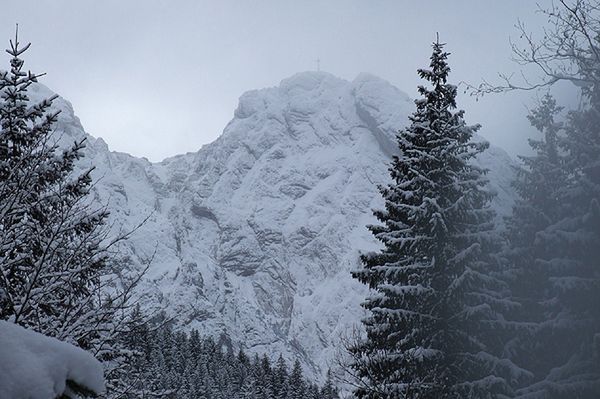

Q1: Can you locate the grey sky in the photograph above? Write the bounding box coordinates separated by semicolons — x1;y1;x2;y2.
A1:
1;1;565;161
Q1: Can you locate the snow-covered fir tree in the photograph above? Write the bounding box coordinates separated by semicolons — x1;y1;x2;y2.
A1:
513;78;600;399
273;355;289;399
0;31;145;397
506;94;566;264
0;32;103;341
505;91;600;399
116;316;334;399
502;95;570;395
321;369;340;399
350;39;522;398
287;360;307;399
504;94;566;302
496;1;600;394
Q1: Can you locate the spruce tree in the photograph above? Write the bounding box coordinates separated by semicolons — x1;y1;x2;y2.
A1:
286;360;306;399
496;2;600;391
504;94;566;307
0;31;149;398
0;30;105;343
273;355;289;399
555;91;600;395
350;38;519;398
502;95;572;394
321;369;339;399
102;316;331;399
514;77;600;399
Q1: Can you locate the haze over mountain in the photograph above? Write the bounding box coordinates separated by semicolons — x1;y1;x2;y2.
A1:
31;71;515;379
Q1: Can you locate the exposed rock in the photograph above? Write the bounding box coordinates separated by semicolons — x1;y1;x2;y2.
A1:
30;71;515;379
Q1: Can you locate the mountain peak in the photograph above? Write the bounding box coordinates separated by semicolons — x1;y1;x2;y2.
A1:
280;71;345;91
39;71;515;381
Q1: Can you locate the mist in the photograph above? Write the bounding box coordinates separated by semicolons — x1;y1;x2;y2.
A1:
0;0;564;161
0;1;598;398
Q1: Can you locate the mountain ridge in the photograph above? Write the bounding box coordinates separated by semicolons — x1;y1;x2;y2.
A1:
28;71;516;379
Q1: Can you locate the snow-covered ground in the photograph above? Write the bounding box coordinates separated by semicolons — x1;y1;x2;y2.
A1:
27;71;515;380
0;321;104;399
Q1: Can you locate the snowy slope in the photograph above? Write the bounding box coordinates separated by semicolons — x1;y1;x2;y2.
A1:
0;321;105;399
30;71;515;379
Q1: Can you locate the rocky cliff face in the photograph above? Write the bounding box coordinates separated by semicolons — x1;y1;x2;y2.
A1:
31;71;515;378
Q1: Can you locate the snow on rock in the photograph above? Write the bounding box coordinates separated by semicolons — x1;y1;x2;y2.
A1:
29;71;516;380
0;321;104;399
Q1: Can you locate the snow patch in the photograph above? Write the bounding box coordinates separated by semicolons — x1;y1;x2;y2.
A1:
0;321;104;399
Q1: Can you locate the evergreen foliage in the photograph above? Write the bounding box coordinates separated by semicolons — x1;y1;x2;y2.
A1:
0;30;108;343
499;2;600;396
121;317;337;399
0;30;144;398
502;95;570;393
506;87;600;399
505;94;600;398
350;39;520;398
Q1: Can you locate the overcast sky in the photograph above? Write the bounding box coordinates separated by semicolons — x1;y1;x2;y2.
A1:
0;1;571;162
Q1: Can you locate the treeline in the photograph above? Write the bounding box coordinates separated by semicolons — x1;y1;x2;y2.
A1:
121;311;340;399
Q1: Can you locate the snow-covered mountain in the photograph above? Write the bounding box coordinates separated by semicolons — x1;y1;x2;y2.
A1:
31;71;515;379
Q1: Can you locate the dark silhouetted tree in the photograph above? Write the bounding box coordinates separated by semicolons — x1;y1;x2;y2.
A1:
350;38;522;398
